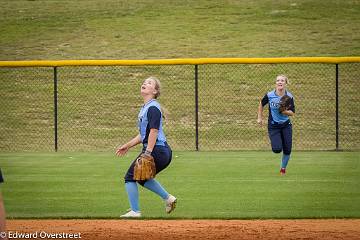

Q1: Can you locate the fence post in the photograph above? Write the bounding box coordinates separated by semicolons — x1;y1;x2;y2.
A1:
335;64;339;151
195;65;199;151
54;67;58;152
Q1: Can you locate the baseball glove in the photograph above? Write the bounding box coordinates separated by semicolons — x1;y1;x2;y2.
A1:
279;95;292;113
133;153;156;181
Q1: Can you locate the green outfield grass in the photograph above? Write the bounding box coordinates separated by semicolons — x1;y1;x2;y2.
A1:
1;1;359;219
1;151;359;219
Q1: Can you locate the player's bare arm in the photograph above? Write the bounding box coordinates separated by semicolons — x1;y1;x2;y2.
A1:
116;134;142;156
146;128;158;153
281;110;295;117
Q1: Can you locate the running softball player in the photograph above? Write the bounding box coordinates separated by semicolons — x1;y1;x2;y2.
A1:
116;76;176;218
257;75;295;175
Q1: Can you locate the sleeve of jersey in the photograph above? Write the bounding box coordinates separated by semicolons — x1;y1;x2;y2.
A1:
147;106;161;130
261;94;269;107
290;97;295;113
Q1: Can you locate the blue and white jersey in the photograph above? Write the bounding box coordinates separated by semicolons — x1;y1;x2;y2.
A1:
138;99;167;146
261;90;295;126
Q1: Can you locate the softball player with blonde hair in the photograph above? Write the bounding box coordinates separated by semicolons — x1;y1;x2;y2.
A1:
116;76;176;218
257;75;295;175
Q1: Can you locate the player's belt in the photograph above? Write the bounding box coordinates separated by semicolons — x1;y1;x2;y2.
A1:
143;141;167;147
270;119;290;127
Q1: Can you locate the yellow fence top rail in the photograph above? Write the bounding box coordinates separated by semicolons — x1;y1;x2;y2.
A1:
0;57;359;67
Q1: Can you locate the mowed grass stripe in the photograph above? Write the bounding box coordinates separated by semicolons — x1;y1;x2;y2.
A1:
0;151;359;219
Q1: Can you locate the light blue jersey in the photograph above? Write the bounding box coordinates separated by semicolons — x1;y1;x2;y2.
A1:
261;90;295;126
138;99;166;146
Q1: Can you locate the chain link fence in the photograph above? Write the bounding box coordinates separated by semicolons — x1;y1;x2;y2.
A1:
0;61;359;152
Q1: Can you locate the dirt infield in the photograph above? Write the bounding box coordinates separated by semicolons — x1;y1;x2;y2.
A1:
6;219;360;240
